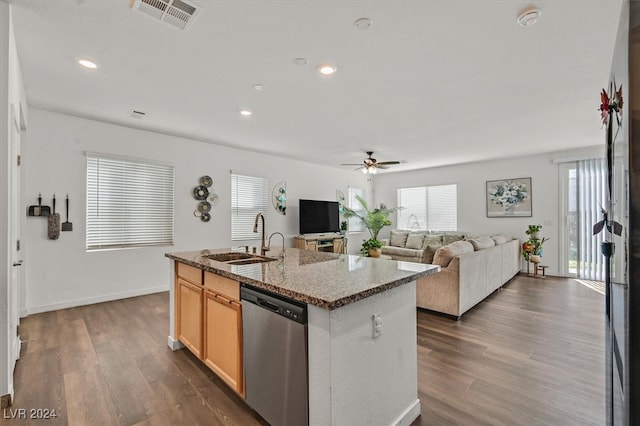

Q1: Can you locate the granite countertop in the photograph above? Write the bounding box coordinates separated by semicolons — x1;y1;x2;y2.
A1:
166;248;440;310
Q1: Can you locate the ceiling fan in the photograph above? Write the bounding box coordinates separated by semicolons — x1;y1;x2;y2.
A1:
341;151;402;174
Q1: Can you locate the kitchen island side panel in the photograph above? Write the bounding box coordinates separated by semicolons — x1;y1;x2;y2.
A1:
308;281;420;426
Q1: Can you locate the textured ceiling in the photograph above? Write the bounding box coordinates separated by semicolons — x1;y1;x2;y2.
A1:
10;0;624;173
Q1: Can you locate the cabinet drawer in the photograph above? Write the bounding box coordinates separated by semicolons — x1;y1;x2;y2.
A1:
177;262;203;285
204;272;240;301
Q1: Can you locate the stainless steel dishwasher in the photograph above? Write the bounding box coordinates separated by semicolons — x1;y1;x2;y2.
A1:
241;284;308;426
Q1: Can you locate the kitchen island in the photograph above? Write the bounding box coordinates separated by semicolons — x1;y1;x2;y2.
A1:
166;247;439;426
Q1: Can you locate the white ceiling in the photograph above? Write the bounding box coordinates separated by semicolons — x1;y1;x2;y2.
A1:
10;0;623;173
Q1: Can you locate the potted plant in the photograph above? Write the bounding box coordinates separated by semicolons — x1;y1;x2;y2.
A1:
340;220;348;235
522;224;548;263
361;238;383;257
342;195;403;256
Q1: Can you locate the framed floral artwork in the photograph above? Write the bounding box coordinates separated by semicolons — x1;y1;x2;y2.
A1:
486;177;532;217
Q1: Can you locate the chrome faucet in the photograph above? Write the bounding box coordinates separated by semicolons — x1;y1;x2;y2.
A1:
253;213;269;256
267;232;285;259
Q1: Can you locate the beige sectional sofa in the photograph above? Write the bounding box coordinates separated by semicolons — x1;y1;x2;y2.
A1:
380;231;521;318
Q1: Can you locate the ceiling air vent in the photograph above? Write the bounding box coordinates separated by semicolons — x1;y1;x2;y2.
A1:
131;0;201;31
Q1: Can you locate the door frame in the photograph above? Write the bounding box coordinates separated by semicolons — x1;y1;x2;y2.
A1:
558;162;577;277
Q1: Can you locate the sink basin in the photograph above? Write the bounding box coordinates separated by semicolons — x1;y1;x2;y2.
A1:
205;252;277;265
205;252;254;262
227;256;278;265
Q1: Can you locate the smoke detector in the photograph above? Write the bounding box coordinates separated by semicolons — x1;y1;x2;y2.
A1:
131;0;202;31
517;8;542;27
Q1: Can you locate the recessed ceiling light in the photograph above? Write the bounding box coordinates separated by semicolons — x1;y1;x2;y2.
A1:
354;17;373;30
78;59;98;69
293;57;308;66
317;64;337;76
252;84;265;91
517;8;542;26
239;109;253;117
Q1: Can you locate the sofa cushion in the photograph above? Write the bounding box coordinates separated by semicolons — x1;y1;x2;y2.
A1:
491;235;507;245
405;232;425;249
389;230;409;247
433;240;474;267
442;233;466;245
469;236;495;250
420;234;443;263
421;234;442;249
383;246;423;258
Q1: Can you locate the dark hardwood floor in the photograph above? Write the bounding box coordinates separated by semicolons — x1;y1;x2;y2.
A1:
6;274;604;425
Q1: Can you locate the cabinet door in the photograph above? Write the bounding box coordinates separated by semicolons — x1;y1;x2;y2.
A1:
204;291;243;396
333;238;344;254
176;278;203;358
306;240;318;251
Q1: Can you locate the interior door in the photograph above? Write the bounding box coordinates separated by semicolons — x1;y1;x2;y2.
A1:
8;105;22;377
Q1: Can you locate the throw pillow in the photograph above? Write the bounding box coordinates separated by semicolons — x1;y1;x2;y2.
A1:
469;236;495;250
433;240;474;267
422;234;443;249
442;233;465;245
422;245;442;263
491;235;507;245
389;230;409;247
405;233;425;249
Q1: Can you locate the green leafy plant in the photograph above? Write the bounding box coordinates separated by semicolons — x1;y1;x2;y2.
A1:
361;238;383;256
342;195;403;240
522;224;549;260
340;220;348;231
525;224;542;236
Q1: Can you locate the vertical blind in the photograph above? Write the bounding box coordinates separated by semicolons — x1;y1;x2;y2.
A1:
231;173;268;241
576;158;606;280
86;154;175;250
397;184;457;231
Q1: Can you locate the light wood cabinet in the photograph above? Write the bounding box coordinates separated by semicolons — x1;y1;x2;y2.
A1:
174;261;244;396
294;234;346;254
176;277;203;358
204;290;243;396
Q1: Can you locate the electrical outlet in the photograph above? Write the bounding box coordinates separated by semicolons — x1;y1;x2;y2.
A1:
372;313;382;338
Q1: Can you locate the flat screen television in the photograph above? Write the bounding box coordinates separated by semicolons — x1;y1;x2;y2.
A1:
299;199;340;235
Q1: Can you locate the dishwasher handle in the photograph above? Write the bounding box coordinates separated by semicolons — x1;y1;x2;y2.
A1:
258;298;280;312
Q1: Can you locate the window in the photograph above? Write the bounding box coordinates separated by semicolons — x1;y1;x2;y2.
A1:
86;154;174;250
231;173;268;240
397;184;457;231
347;187;366;232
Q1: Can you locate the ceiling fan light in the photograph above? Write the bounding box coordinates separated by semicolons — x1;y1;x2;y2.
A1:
370;167;377;174
361;167;368;174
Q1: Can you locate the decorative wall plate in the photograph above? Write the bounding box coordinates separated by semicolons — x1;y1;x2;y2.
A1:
272;181;286;215
193;185;209;200
201;212;211;222
200;175;213;187
194;209;202;217
198;201;211;212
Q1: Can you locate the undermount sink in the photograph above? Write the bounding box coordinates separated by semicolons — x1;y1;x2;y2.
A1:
205;252;254;262
205;252;277;265
227;256;278;265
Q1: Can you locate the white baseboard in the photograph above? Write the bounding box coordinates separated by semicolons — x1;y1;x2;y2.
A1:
393;399;421;426
26;285;168;315
167;336;184;351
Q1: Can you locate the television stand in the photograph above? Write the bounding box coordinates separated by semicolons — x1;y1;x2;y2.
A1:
294;234;346;254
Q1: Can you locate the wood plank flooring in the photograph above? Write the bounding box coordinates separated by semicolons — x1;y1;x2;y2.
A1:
6;274;604;425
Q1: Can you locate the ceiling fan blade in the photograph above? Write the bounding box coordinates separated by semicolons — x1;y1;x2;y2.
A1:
376;164;390;169
354;166;364;171
376;161;401;166
341;163;364;166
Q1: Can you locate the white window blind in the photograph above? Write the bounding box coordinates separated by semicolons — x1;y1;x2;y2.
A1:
397;184;457;231
86;154;175;250
231;173;268;241
348;187;366;232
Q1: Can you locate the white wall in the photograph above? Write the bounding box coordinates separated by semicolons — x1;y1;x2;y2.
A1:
372;149;603;277
23;108;370;314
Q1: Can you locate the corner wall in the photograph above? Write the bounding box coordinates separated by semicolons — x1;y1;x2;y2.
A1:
23;108;369;314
